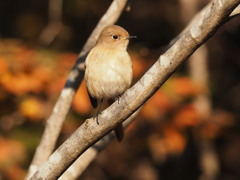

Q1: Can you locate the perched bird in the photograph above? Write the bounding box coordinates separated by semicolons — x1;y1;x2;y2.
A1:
84;25;136;141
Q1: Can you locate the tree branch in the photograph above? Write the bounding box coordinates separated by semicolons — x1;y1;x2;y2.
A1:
30;0;240;179
230;4;240;17
39;0;63;45
59;109;140;180
170;3;240;47
61;2;240;179
25;0;129;179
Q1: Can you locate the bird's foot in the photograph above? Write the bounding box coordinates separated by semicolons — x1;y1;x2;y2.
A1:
93;111;102;125
115;95;121;104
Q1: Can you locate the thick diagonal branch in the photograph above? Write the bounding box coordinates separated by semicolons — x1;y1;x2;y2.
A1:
59;2;240;179
59;109;140;180
30;0;240;179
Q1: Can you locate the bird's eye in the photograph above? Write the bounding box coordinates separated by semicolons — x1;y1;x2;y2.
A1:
112;35;119;40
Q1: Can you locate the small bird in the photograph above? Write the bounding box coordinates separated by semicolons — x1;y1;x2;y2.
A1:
84;25;136;141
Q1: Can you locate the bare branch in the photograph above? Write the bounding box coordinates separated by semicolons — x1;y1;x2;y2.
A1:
61;1;236;178
39;0;63;45
30;0;240;179
170;3;240;47
59;109;140;180
79;0;129;57
230;4;240;17
25;0;129;179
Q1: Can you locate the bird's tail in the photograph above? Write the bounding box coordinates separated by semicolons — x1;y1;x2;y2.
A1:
114;123;124;142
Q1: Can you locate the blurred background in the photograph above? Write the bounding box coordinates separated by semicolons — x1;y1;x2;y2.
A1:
0;0;240;179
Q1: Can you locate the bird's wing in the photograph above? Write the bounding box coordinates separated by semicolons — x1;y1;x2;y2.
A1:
87;88;98;108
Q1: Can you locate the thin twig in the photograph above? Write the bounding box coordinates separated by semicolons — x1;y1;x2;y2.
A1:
30;0;240;179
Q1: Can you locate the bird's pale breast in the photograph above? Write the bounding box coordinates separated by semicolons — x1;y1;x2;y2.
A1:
85;47;133;100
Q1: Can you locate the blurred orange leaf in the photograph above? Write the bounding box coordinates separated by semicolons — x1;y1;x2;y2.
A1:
31;66;52;83
131;53;148;78
72;80;92;114
1;72;43;95
1;73;29;95
19;98;43;121
148;126;186;163
171;77;200;97
199;111;233;139
0;57;9;75
172;104;200;128
151;90;173;112
141;101;162;121
141;90;172;121
163;126;186;154
148;134;169;163
0;137;26;168
5;165;26;180
46;76;66;95
57;53;78;68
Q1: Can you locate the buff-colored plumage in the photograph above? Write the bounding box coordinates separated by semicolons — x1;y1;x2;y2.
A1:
84;25;135;141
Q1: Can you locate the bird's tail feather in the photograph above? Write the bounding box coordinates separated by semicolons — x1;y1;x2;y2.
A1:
114;123;124;142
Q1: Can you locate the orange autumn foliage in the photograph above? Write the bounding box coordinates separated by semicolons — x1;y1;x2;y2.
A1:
141;90;172;120
0;137;26;168
131;53;149;78
1;72;43;95
171;77;200;97
151;90;173;112
0;40;95;121
198;112;233;139
46;76;66;95
56;53;78;69
172;104;200;128
5;165;26;180
0;58;9;74
0;137;26;180
141;101;162;121
162;126;186;154
31;66;52;83
0;41;78;97
19;98;43;121
148;126;186;162
72;80;92;114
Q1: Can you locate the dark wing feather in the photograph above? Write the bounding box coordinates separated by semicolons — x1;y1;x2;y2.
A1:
87;89;98;108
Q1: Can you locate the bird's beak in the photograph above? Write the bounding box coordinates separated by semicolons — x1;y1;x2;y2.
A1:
127;35;137;39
